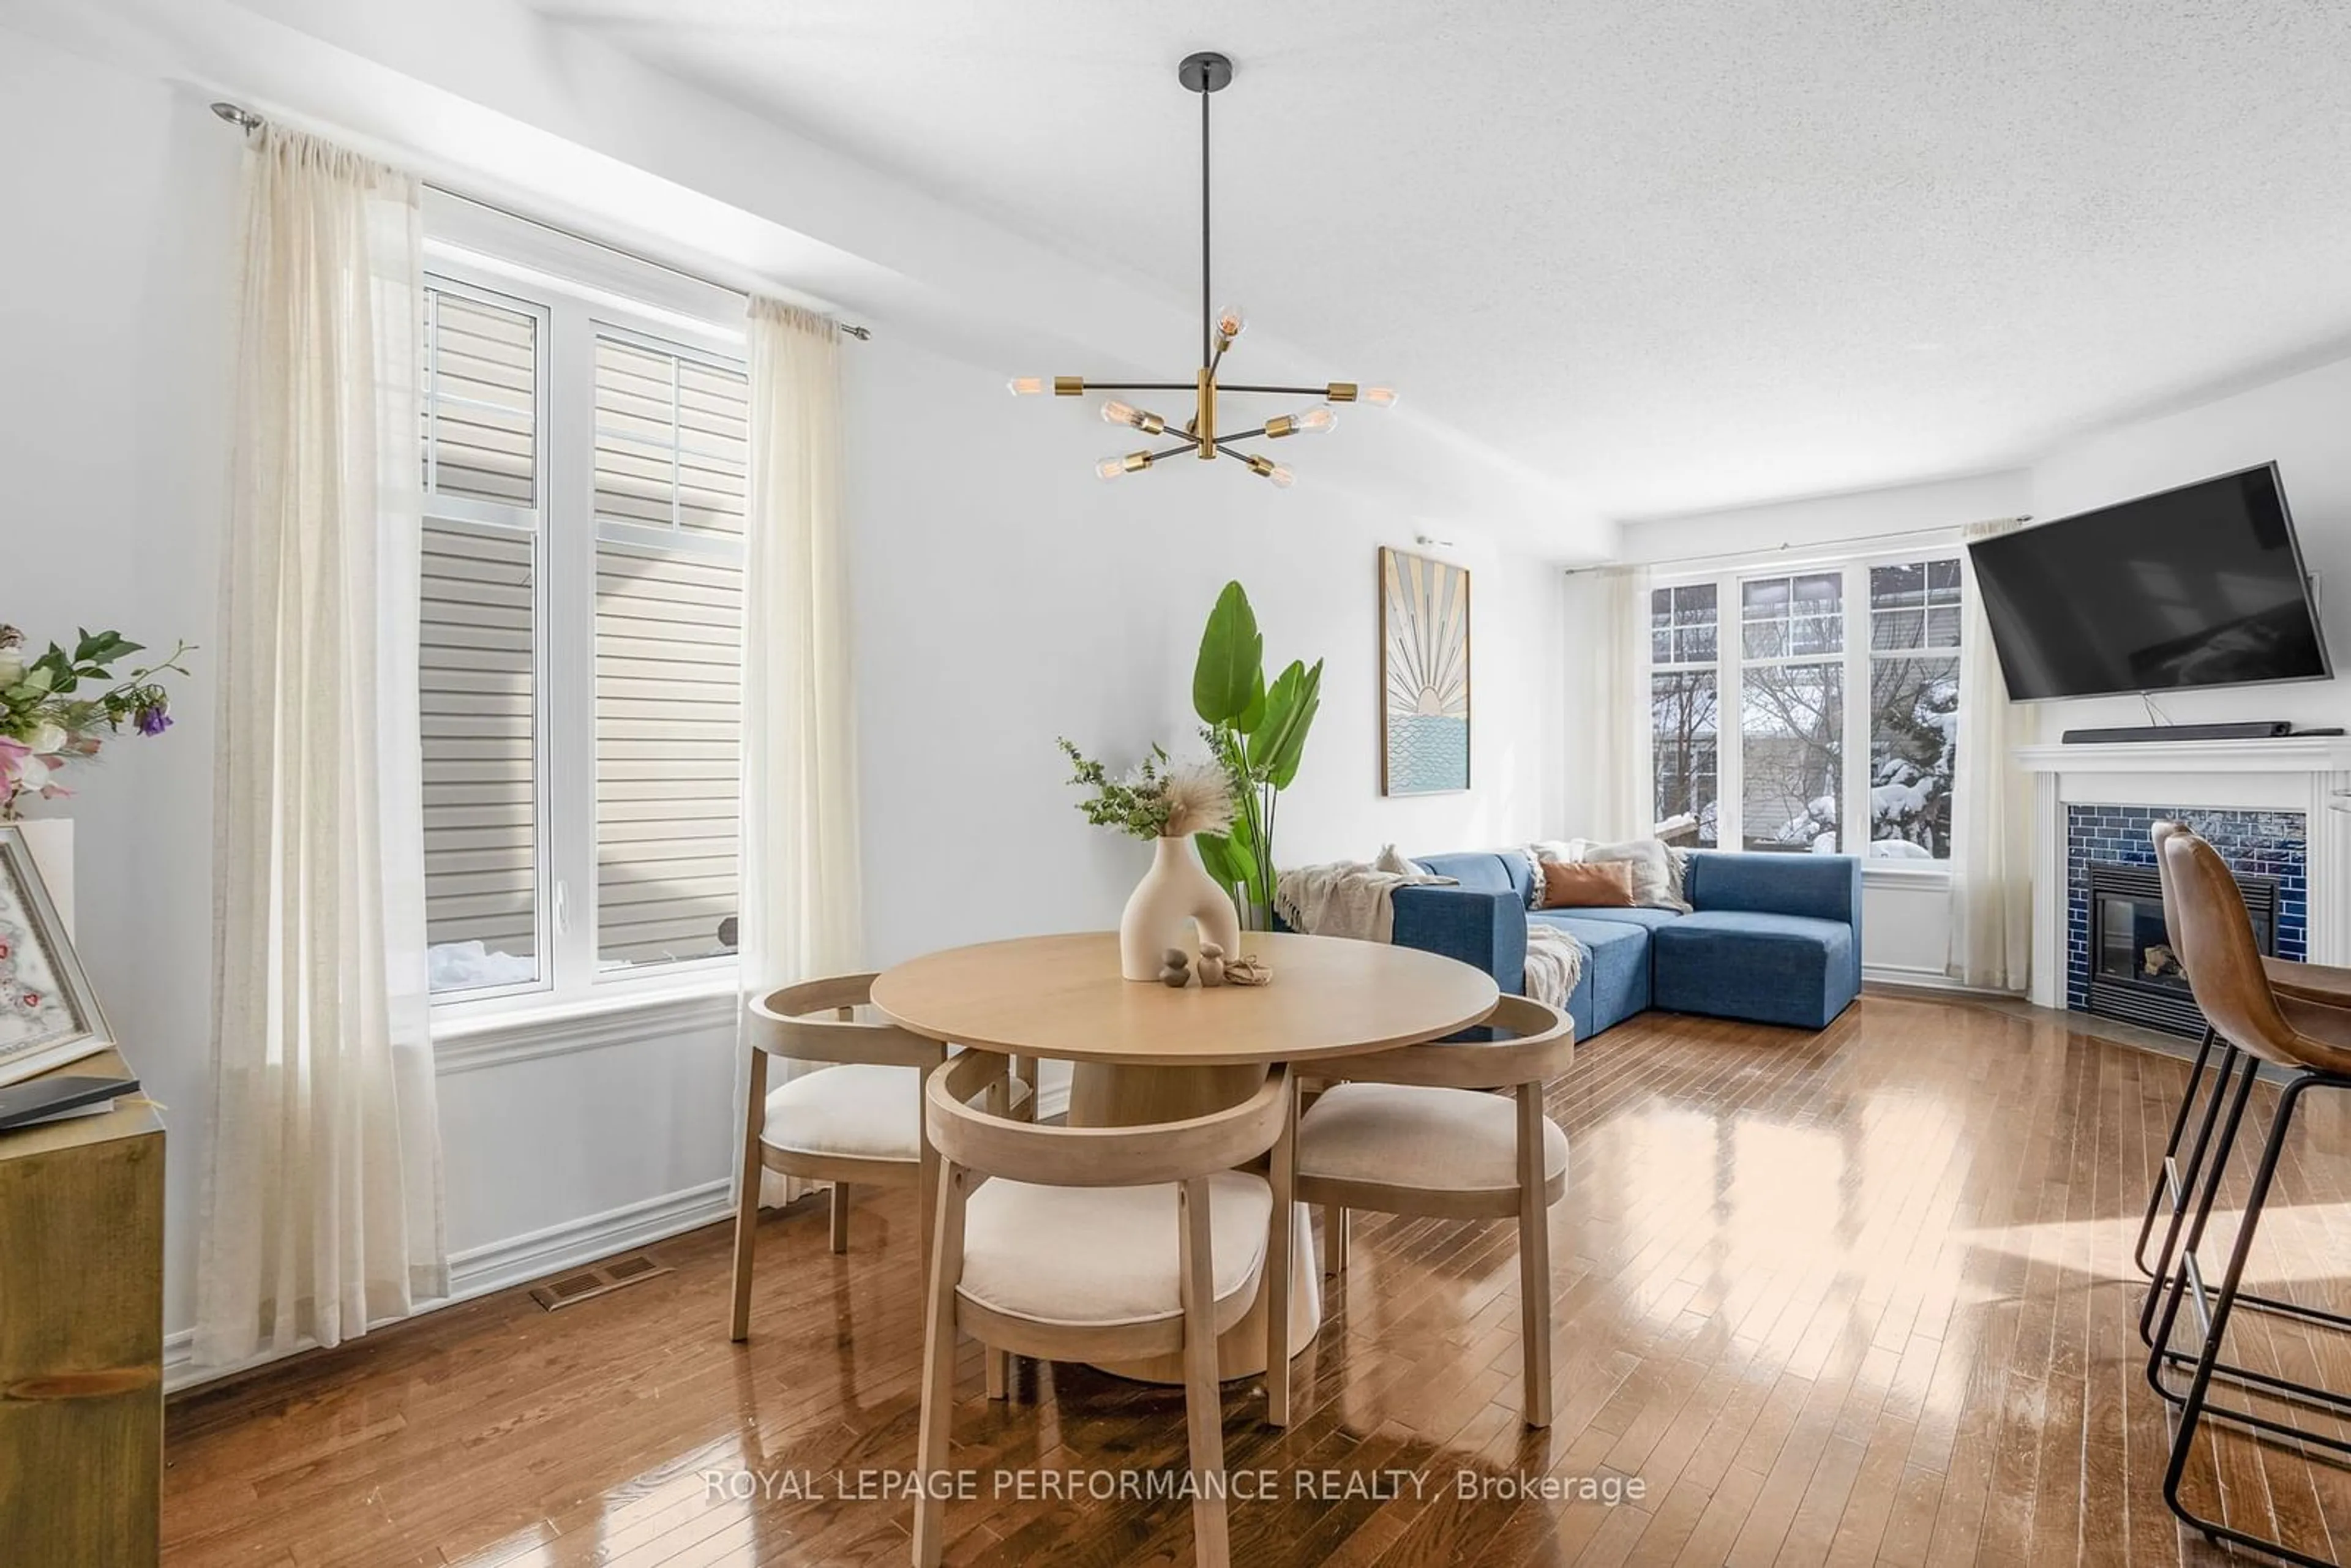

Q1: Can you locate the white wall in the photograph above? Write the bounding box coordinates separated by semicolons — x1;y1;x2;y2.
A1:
2028;353;2351;737
844;332;1573;966
0;31;239;1346
1614;469;2034;570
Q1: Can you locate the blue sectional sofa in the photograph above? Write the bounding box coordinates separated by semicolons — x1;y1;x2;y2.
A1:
1392;849;1863;1037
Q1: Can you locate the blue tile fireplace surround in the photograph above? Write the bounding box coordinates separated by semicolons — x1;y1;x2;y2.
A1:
2064;805;2308;1021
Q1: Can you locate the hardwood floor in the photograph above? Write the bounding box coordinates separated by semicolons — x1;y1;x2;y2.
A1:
162;993;2351;1566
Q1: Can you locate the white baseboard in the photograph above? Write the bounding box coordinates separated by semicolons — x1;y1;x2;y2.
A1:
1863;964;2017;997
165;1065;1075;1396
166;1177;736;1395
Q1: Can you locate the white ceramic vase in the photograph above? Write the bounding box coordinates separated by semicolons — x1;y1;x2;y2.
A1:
1120;835;1242;981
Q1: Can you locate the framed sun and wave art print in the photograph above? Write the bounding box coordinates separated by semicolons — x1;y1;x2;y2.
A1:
1378;547;1471;795
0;825;113;1089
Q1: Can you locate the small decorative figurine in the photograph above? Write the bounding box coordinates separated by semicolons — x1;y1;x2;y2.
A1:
1197;940;1227;988
1223;954;1271;986
1159;947;1193;988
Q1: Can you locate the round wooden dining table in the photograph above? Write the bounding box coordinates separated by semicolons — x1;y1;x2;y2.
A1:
870;929;1500;1381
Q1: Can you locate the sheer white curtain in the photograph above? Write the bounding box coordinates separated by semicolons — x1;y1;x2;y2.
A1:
1584;565;1654;840
1948;520;2033;991
740;299;864;1207
196;127;446;1366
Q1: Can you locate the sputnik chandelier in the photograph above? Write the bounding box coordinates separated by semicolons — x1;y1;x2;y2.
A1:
1007;51;1395;489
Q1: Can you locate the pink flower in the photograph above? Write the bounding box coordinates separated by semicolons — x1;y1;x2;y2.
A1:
0;734;29;797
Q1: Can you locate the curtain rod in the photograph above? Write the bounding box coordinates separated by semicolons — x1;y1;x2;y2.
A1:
1562;513;2033;576
209;102;872;340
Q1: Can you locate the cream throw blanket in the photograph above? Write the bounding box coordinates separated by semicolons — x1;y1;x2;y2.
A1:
1275;852;1584;1020
1523;923;1586;1014
1273;857;1453;944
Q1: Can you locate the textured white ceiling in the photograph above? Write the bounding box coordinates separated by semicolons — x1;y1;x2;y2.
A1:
523;0;2351;519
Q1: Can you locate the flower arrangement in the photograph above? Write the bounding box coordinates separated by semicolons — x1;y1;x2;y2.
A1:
1;625;193;819
1057;738;1235;840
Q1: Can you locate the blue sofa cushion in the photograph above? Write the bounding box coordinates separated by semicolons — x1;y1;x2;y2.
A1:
1540;905;1679;932
1532;913;1652;1040
1651;910;1859;1030
1684;851;1860;925
1412;850;1534;905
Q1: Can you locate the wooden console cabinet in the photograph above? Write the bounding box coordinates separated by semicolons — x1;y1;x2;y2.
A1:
0;1048;163;1564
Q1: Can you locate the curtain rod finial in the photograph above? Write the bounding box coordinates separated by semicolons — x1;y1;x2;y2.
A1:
212;102;263;132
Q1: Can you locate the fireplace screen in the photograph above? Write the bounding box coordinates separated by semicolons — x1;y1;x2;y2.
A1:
2086;861;2278;1036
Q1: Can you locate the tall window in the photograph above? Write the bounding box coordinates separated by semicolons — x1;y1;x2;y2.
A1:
1650;583;1720;846
418;261;748;1005
1644;553;1963;861
1867;560;1962;859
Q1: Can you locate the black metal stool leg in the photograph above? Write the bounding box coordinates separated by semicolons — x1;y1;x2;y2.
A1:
2142;1041;2252;1352
2134;1022;2219;1281
2161;1072;2338;1568
2147;1054;2257;1398
2153;1043;2351;1373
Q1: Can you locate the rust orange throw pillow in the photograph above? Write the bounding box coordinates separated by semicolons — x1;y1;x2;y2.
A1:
1541;860;1636;909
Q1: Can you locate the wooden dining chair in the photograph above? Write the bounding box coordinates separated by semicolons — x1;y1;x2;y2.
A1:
1295;994;1573;1427
912;1052;1295;1568
729;973;947;1342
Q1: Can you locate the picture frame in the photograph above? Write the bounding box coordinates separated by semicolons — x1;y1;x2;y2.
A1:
0;825;114;1089
1378;546;1473;795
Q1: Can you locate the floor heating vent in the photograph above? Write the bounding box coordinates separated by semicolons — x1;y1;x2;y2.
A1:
529;1252;672;1312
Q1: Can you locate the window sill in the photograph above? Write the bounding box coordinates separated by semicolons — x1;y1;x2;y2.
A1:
432;975;740;1075
1861;861;1954;887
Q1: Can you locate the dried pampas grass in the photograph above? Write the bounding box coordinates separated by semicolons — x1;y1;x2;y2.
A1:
1158;761;1235;838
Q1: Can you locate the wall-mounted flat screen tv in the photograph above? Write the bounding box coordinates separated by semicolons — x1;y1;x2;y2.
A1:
1968;463;2331;701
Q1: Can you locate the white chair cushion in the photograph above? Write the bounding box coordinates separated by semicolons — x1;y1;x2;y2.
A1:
1297;1082;1567;1195
956;1172;1272;1329
762;1063;921;1163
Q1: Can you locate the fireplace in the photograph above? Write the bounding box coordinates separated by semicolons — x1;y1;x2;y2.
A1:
2085;860;2279;1036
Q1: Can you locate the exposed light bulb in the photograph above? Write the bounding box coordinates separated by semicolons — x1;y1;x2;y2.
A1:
1096;451;1151;480
1267;463;1296;489
1294;404;1338;435
1007;376;1047;396
1101;399;1166;434
1362;385;1400;408
1215;304;1246;347
1243;454;1294;487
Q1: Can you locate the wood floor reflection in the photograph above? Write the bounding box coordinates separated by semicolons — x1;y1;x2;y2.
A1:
162;994;2351;1566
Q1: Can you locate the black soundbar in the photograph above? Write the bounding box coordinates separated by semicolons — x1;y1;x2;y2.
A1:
2061;721;2292;744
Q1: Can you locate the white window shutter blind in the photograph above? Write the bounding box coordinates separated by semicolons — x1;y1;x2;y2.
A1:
420;524;538;961
424;290;537;507
419;284;542;991
592;331;748;969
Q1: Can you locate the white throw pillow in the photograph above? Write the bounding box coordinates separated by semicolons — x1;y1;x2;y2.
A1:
1373;843;1419;875
1560;836;1690;913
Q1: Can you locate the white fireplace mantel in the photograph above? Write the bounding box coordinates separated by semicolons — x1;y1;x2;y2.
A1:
2017;737;2351;1008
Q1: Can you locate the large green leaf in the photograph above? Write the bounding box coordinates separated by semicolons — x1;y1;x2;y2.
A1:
1234;668;1268;736
1247;658;1324;790
1191;582;1264;726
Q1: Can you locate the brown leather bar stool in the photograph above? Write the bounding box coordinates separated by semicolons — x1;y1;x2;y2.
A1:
2134;820;2351;1329
2148;829;2351;1567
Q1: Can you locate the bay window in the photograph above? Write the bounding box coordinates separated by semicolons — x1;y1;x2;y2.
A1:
1649;552;1965;862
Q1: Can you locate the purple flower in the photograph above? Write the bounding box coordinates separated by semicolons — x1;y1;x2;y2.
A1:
135;703;171;737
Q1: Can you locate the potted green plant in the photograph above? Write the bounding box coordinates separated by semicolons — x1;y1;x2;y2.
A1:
1189;582;1322;930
